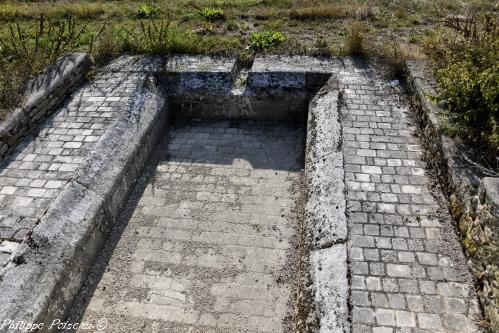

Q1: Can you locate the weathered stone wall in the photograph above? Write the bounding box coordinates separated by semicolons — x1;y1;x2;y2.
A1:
103;55;334;120
0;53;91;160
406;60;499;331
0;74;169;330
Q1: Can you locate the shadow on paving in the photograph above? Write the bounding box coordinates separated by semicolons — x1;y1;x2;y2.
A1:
65;119;307;332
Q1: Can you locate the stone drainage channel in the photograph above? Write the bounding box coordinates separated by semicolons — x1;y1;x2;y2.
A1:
0;55;482;333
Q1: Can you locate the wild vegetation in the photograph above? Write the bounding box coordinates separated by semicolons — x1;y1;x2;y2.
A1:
0;0;497;161
425;11;498;164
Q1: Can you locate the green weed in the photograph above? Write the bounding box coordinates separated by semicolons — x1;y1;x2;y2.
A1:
249;31;285;51
137;4;161;19
200;8;225;22
0;15;94;115
226;19;240;31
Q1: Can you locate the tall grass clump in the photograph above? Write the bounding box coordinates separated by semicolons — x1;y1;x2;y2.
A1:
425;9;498;162
343;20;364;56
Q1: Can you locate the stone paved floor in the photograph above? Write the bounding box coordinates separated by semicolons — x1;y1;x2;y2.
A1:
70;120;306;332
338;62;481;333
0;58;483;333
0;71;147;266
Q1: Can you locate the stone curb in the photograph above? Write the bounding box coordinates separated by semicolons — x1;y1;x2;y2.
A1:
0;53;92;161
0;74;169;332
306;79;349;332
405;60;499;331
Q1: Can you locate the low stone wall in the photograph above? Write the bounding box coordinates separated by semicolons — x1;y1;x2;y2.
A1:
103;55;335;120
0;53;91;160
405;60;499;331
0;74;169;331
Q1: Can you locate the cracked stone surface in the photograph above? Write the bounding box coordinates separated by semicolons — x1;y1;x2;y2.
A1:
337;60;482;333
69;119;307;332
0;71;147;259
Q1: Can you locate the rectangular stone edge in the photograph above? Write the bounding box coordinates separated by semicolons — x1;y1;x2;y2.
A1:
305;81;347;248
310;244;350;333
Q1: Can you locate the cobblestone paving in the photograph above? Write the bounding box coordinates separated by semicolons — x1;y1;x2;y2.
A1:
339;61;482;333
0;72;146;266
72;120;306;332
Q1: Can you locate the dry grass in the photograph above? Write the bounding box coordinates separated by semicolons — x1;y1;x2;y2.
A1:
344;20;364;56
290;3;373;20
60;3;107;20
0;2;119;21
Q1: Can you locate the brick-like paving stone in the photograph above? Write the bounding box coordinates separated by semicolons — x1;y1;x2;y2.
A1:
71;120;306;332
338;61;481;333
0;71;147;253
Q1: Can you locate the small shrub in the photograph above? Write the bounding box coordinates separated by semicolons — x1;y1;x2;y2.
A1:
311;36;331;56
226;19;240;31
93;26;122;63
374;37;414;78
408;34;422;44
343;21;364;56
200;8;225;22
137;4;160;19
0;15;92;72
249;31;285;51
425;10;499;160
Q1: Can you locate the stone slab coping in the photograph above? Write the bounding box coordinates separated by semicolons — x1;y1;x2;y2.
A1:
104;54;343;74
101;55;237;74
251;55;342;73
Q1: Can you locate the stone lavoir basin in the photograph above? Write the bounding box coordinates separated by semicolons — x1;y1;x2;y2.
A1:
0;55;484;333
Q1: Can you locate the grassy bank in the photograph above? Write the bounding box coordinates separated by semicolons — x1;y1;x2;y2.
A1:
0;0;497;158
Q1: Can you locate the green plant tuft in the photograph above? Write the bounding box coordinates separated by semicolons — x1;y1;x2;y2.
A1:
249;31;285;51
200;8;225;22
137;4;160;19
